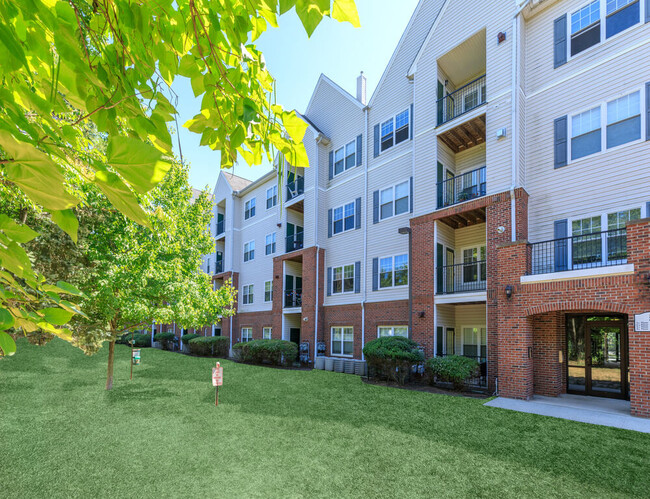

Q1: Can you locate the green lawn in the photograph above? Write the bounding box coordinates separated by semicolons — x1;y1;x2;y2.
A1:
2;340;649;498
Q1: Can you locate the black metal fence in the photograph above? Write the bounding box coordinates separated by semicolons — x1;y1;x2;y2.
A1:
437;74;486;126
216;219;224;235
529;228;627;275
284;290;302;308
437;260;487;294
286;231;304;252
286;176;304;202
437;166;486;209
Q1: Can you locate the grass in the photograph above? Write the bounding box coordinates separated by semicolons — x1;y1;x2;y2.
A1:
2;339;649;498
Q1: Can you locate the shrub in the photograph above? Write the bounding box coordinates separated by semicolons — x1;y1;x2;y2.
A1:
362;336;423;385
425;355;480;390
124;333;151;348
188;336;230;357
180;333;200;345
232;339;298;366
153;332;176;350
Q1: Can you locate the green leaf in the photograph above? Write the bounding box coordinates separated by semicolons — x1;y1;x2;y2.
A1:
106;136;172;195
332;0;360;27
55;281;84;297
0;331;16;356
41;307;74;326
51;210;78;243
94;170;151;228
295;0;329;37
0;214;39;243
0;241;32;278
282;111;309;144
0;307;15;330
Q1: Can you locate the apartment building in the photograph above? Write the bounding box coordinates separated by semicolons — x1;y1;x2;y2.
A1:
197;0;650;417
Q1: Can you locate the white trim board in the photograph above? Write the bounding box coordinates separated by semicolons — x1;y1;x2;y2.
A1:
520;264;634;284
434;291;487;304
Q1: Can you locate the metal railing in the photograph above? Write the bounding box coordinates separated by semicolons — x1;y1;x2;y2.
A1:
437;74;486;126
216;219;224;235
436;260;487;294
214;260;223;274
286;176;304;202
286;231;304;252
284;290;302;308
437;166;486;209
529;228;627;275
436;353;487;387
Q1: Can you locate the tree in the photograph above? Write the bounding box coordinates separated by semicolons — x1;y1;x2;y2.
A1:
0;0;359;355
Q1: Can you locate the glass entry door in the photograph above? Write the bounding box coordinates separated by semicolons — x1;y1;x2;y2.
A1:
566;315;628;399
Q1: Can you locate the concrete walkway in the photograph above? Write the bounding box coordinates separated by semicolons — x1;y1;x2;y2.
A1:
484;394;650;433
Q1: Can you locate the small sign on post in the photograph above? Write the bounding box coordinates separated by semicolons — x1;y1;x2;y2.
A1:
212;362;223;406
635;312;650;332
132;349;141;366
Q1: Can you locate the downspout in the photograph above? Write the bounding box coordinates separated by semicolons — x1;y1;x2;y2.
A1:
313;137;321;362
409;74;416;339
361;105;369;361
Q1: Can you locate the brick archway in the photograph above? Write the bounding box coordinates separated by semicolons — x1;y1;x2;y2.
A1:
524;301;629;317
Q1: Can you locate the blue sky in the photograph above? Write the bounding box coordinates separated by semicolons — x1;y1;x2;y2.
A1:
172;0;420;191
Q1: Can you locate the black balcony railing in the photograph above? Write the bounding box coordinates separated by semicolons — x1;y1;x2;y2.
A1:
436;353;487;387
436;261;487;294
437;166;486;209
214;260;223;274
286;176;305;202
216;219;224;235
284;289;302;308
286;231;304;252
529;228;627;275
437;74;486;126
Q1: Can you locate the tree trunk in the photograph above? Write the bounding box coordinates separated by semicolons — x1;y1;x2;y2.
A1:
106;340;115;390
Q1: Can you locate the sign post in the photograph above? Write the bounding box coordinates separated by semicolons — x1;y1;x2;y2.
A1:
212;362;223;406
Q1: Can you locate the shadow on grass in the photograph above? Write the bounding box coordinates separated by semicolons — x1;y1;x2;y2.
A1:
106;383;177;403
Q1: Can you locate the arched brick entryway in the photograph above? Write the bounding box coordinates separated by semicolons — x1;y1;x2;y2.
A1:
525;301;629;317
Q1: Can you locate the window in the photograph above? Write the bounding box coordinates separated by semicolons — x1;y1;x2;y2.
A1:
570;0;601;56
266;185;277;209
332;264;354;294
572;216;602;267
331;327;354;356
333;202;355;235
462;327;487;361
606;91;641;148
606;0;640;38
571;107;601;160
241;327;252;342
334;147;345;176
378;326;408;338
265;233;276;255
379;254;408;289
244;198;256;220
263;327;272;339
462;246;487;283
380;109;410;153
264;281;273;302
380;180;410;220
345;141;356;170
242;285;254;305
244;241;255;262
607;208;640;262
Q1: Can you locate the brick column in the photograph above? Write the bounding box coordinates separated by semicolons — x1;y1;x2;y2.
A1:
410;220;435;353
532;312;565;397
496;240;534;400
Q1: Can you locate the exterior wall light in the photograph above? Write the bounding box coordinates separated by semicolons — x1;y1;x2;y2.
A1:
505;285;514;299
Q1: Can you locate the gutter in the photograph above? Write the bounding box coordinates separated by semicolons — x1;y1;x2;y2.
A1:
361;105;369;361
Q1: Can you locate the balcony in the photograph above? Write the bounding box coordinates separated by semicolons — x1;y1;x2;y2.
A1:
284;289;302;309
216;219;224;236
437;74;486;127
529;228;628;275
286;176;304;202
437;261;486;294
286;231;304;253
214;260;223;274
437;167;486;210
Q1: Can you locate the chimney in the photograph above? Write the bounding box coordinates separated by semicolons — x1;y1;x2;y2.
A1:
356;71;367;105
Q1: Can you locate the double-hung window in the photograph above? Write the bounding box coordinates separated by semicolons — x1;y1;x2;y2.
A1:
265;233;276;255
244;198;256;220
244;241;255;262
334;147;345;176
380;109;410;153
332;264;354;294
331;327;353;356
378;326;408;338
606;0;640;38
333;140;356;177
462;327;487;361
395;110;410;143
241;327;252;342
333;202;355;235
379;254;408;288
572;216;602;266
571;107;601;160
264;281;273;302
607;208;640;262
570;0;601;56
242;285;254;305
606;91;641;148
266;185;277;209
380;181;410;220
263;327;272;339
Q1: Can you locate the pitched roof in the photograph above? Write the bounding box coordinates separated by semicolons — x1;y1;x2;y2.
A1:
222;171;252;191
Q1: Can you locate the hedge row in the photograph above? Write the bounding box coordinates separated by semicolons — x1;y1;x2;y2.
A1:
117;332;151;348
153;332;176;350
232;339;297;366
188;336;229;358
180;333;201;344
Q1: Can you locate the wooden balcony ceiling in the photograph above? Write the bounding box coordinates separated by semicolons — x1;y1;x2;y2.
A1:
287;198;304;213
438;115;486;153
440;207;486;229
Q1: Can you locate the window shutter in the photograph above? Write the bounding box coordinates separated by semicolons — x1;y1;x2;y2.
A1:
554;116;568;169
373;190;379;224
356;134;362;166
436;243;443;293
436;326;443;356
355;197;361;229
410;104;414;140
328;151;334;180
409;176;414;213
646;201;650;218
373;124;380;158
327;267;332;296
436;161;443;209
354;261;361;293
372;258;378;291
553;14;567;68
437;81;444;126
646;82;650;140
554;219;568;272
327;208;333;238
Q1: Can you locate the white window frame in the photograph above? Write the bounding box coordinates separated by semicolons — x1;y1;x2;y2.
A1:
263;327;272;339
266;185;278;209
244;198;256;220
460;325;487;360
377;326;409;338
378;254;409;289
331;326;354;357
332;263;355;295
264;280;273;302
333;139;356;177
460;245;487;285
241;327;253;342
379;108;410;154
244;240;255;262
567;86;646;165
379;180;410;221
242;284;254;305
332;201;356;235
566;0;645;62
265;232;276;255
